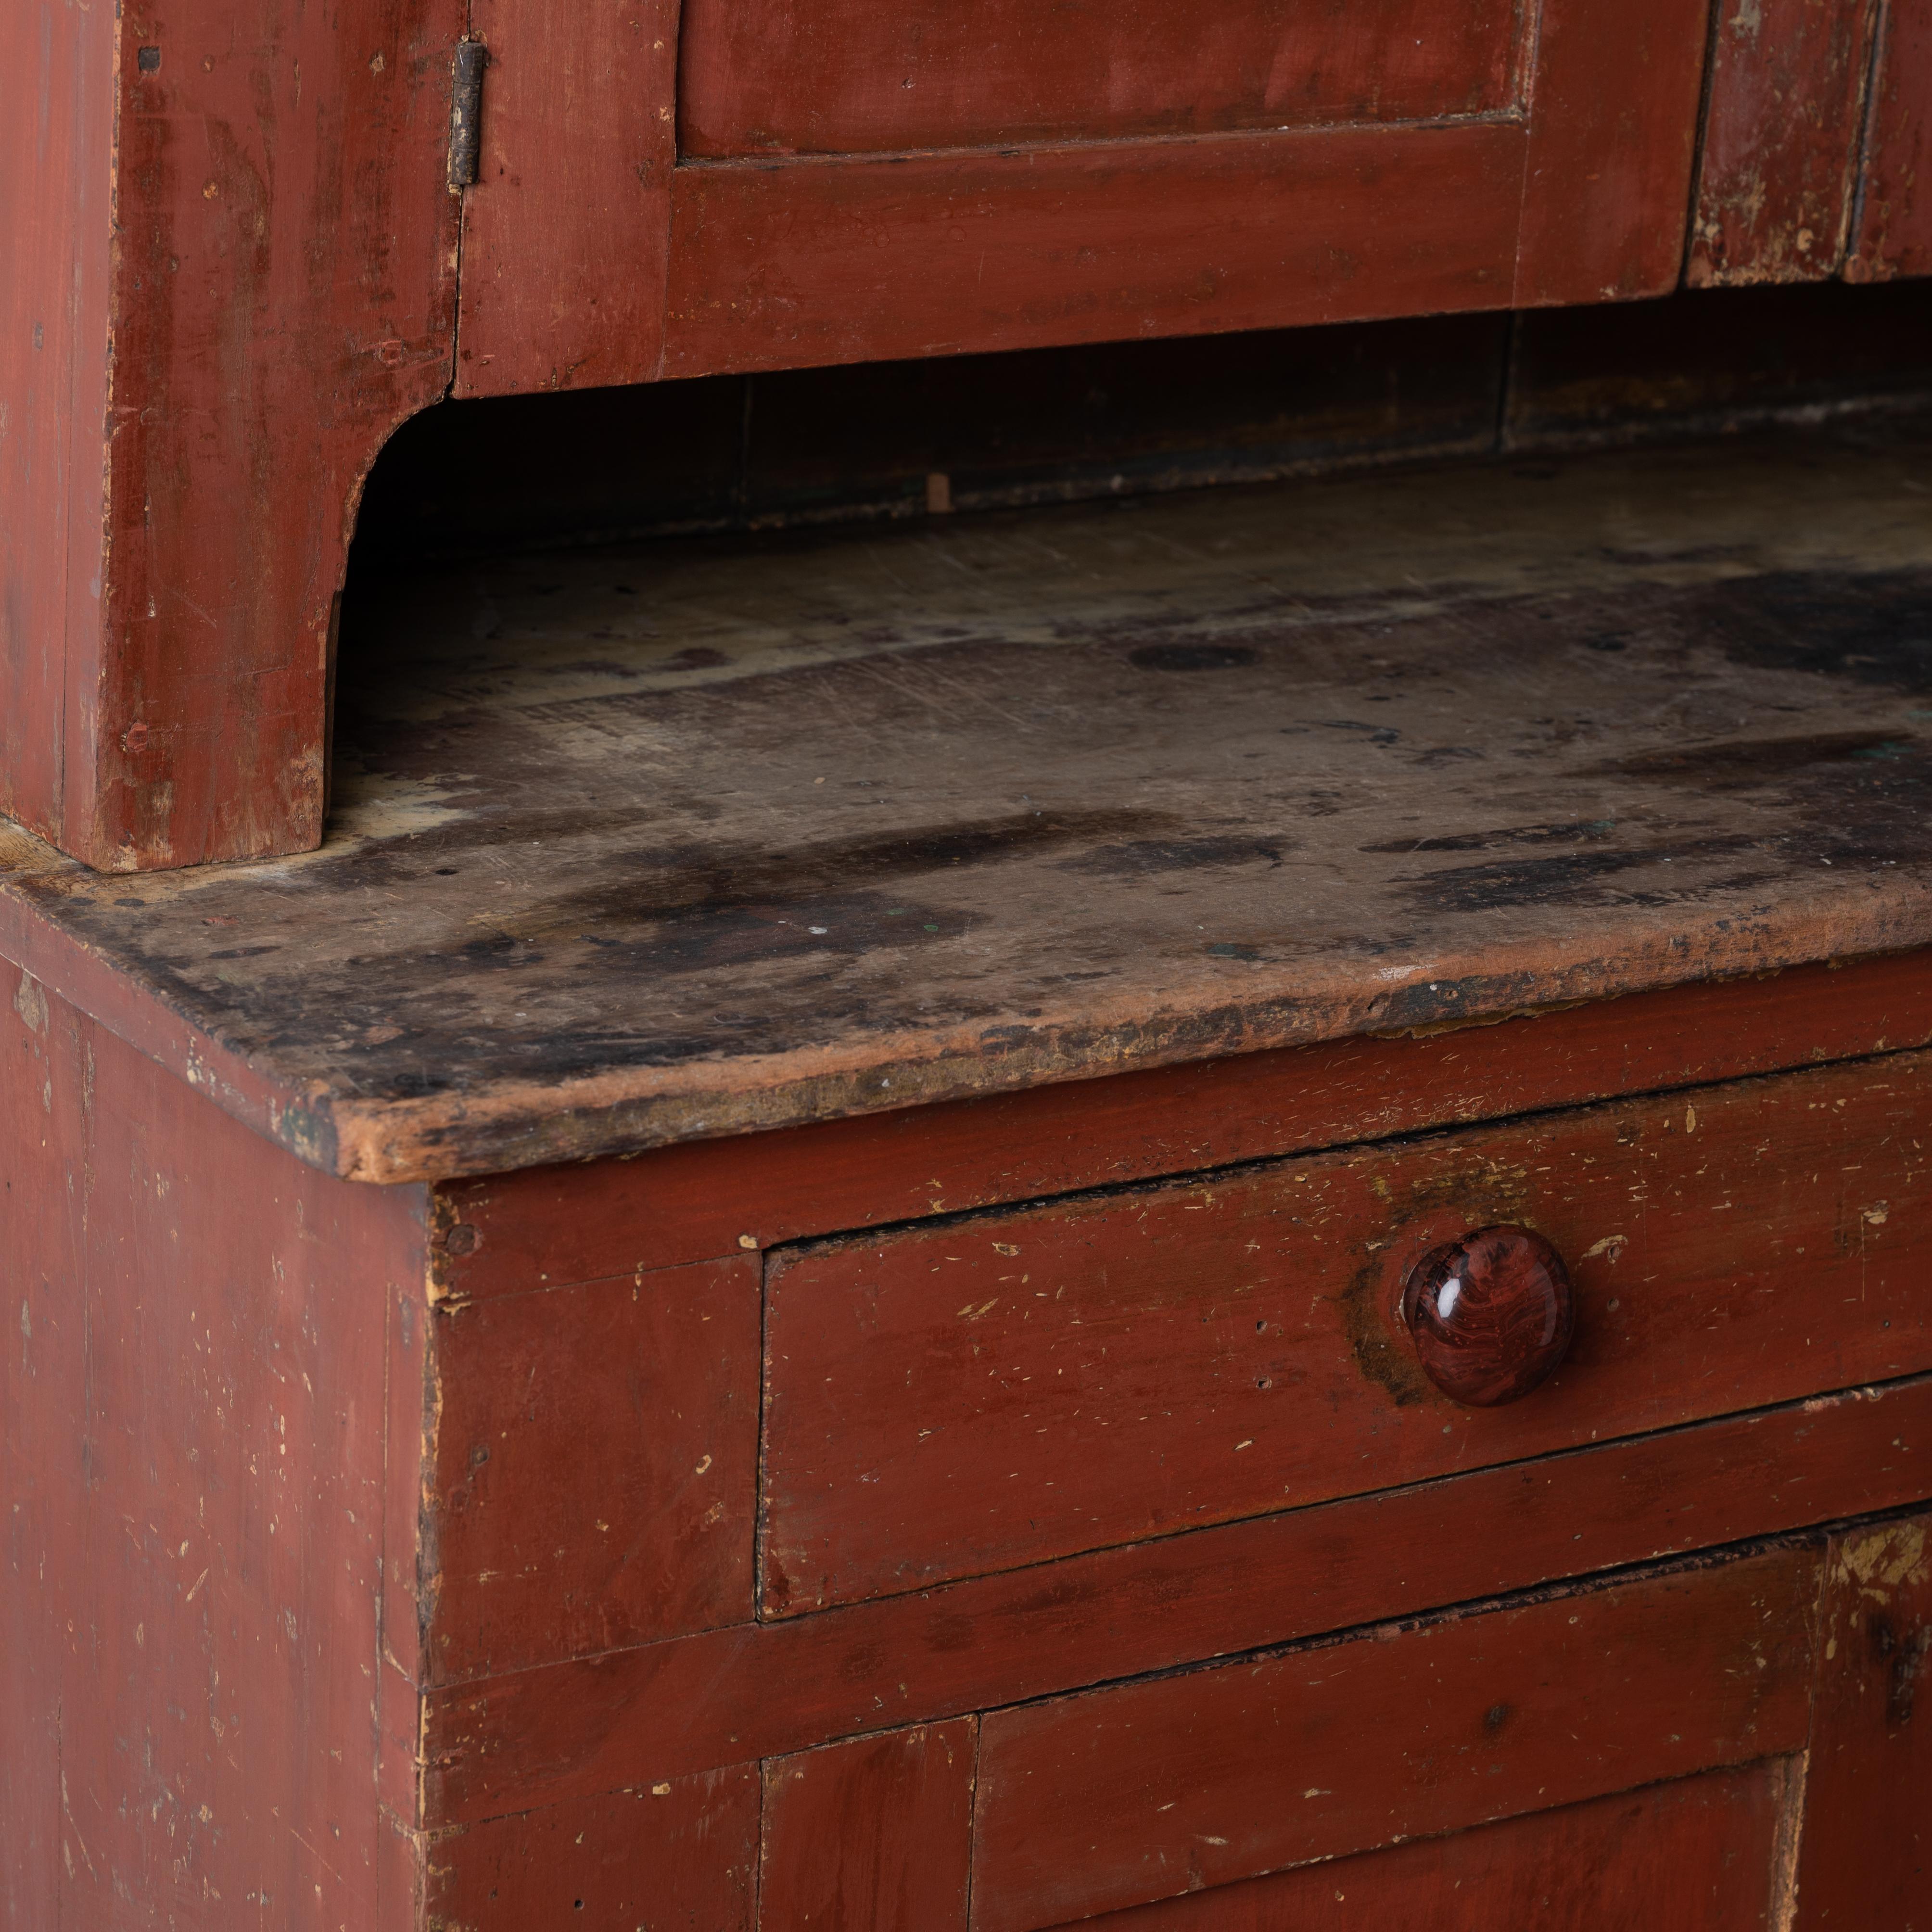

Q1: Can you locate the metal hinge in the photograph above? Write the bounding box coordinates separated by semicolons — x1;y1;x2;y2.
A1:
448;38;488;194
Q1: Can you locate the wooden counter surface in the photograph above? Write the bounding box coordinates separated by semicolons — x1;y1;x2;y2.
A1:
4;421;1931;1182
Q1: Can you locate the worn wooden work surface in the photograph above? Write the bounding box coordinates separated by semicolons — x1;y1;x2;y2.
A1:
2;424;1932;1183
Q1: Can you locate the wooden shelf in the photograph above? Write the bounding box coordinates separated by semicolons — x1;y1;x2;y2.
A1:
4;419;1931;1183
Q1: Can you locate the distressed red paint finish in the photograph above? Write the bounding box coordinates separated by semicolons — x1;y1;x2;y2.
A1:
967;1551;1816;1931
435;950;1932;1290
455;0;680;397
425;1256;762;1681
757;1049;1932;1615
1851;0;1932;279
1690;0;1880;284
10;936;1932;1918
419;1376;1930;1828
471;0;1709;388
2;0;460;873
0;0;113;864
0;959;431;1926
679;0;1528;155
761;1722;977;1931
1792;1512;1932;1926
1077;1767;1794;1932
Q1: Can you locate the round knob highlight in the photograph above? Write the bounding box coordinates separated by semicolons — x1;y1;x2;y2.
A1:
1401;1224;1574;1407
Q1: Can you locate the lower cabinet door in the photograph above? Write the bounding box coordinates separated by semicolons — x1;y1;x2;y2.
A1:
968;1544;1818;1932
953;1515;1932;1932
417;1507;1930;1932
1070;1767;1797;1931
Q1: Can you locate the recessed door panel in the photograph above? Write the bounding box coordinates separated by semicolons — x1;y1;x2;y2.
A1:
678;0;1528;158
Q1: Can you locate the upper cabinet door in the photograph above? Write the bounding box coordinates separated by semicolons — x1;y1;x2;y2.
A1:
1853;0;1932;280
454;0;1712;398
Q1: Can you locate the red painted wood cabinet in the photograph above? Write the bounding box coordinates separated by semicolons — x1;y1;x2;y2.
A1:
7;946;1932;1928
5;0;1929;872
5;427;1932;1924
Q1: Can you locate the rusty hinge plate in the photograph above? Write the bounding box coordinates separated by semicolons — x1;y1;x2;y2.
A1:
448;39;487;194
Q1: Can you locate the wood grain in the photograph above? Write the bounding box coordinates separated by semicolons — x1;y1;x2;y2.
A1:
761;1721;976;1932
1792;1512;1932;1927
678;0;1525;156
424;1257;761;1680
1850;0;1932;280
1071;1765;1792;1932
1690;0;1879;284
456;0;680;397
419;1374;1931;1820
968;1548;1818;1931
760;1049;1932;1613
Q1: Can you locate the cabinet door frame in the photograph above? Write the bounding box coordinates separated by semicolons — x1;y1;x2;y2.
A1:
454;0;1713;396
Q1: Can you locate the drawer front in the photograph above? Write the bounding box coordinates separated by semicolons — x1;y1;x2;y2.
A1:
679;0;1527;158
762;1049;1932;1614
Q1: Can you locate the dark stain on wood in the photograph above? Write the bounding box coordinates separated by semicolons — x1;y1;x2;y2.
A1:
4;427;1932;1182
1875;1614;1932;1727
1393;837;1767;915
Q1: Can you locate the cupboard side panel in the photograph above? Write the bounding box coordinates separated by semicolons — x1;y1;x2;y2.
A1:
80;0;461;870
0;960;432;1926
0;966;93;1925
0;0;113;852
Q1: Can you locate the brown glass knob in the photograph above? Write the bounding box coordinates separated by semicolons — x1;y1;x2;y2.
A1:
1401;1225;1574;1407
